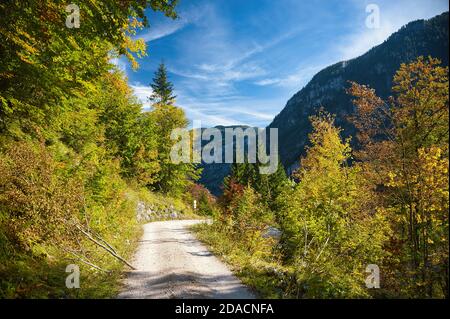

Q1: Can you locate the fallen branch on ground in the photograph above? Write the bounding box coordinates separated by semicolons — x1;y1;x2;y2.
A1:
63;248;111;273
75;224;136;270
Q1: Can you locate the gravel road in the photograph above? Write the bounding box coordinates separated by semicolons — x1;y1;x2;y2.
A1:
118;220;255;299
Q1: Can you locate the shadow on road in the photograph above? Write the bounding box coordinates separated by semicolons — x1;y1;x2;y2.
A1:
118;270;254;299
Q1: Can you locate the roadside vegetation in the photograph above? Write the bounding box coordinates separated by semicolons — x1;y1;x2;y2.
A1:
0;1;204;298
194;57;449;299
0;1;447;300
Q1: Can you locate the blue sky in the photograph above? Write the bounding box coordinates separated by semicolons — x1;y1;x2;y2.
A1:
115;0;448;127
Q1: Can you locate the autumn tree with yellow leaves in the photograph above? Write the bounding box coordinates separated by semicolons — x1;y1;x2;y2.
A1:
277;112;389;298
349;57;449;298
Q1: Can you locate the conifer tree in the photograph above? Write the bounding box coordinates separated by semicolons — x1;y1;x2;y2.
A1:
266;159;289;211
147;62;200;194
149;62;177;105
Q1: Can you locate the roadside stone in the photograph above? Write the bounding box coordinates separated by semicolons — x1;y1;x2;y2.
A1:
263;226;282;239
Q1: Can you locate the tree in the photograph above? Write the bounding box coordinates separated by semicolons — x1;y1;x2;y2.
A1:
147;64;200;195
149;62;177;105
223;158;288;212
219;178;245;218
257;159;289;212
0;1;178;136
0;0;183;297
277;111;388;298
224;162;257;188
189;184;217;216
348;56;449;298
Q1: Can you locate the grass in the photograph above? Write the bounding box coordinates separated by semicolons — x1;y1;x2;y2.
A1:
191;221;296;299
0;237;142;298
0;185;144;299
0;185;215;299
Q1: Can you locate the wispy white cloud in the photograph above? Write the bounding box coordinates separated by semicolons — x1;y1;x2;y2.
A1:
130;83;153;109
337;16;396;60
173;62;266;83
164;2;306;101
175;91;284;128
129;83;258;127
254;78;280;86
136;3;209;43
127;0;448;128
138;19;188;42
212;106;275;121
184;106;248;127
254;65;327;92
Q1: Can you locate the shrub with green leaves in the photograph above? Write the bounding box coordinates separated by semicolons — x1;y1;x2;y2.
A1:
277;112;389;298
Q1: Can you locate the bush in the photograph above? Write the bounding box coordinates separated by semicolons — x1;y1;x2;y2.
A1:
188;184;217;216
0;141;83;250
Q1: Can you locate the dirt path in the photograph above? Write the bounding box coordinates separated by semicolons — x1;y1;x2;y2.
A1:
118;220;255;299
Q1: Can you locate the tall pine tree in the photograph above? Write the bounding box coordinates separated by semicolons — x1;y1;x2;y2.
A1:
149;62;177;105
147;62;200;195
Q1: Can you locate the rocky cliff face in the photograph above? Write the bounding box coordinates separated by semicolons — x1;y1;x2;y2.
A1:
269;12;449;172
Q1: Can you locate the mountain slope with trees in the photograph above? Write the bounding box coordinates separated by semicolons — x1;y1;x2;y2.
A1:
269;11;449;173
196;56;448;298
199;12;449;194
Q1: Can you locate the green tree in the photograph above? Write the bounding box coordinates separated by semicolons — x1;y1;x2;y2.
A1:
277;112;388;298
147;65;200;195
247;159;289;212
224;162;257;188
223;158;288;212
149;62;177;105
0;0;183;297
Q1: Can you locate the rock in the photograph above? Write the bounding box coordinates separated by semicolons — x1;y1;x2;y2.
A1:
136;201;146;215
263;226;282;239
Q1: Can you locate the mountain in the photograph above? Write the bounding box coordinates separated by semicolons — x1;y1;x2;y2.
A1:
198;125;251;196
269;12;449;172
200;12;449;195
